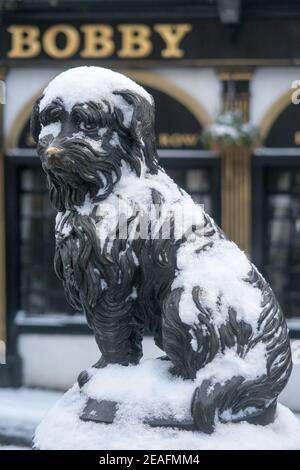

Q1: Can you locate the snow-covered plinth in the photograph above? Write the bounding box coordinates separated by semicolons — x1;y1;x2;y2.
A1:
34;359;300;450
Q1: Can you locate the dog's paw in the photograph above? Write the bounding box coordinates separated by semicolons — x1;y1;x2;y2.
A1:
77;357;109;388
77;369;90;388
168;364;183;378
93;356;109;369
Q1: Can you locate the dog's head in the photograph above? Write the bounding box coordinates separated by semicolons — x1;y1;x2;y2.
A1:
31;67;158;211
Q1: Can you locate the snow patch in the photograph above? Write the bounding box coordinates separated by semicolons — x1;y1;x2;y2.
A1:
39;67;152;127
0;388;62;445
195;343;267;385
75;194;95;216
94;167;205;246
173;239;262;332
39;122;61;139
34;360;300;450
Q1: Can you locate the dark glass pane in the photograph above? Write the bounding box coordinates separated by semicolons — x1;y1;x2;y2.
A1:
166;169;185;187
291;199;300;218
293;172;300;192
267;195;291;218
19;167;73;316
265;268;288;303
164;166;213;218
268;219;292;244
21;168;47;191
186;169;210;192
266;245;289;269
20;243;44;267
21;219;43;243
267;170;291;192
20;194;44;217
264;168;300;319
192;194;211;213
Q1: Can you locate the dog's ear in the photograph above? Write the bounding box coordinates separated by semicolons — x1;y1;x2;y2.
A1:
30;95;43;144
113;90;159;173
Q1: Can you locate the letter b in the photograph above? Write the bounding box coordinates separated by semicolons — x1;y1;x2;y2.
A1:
7;25;41;58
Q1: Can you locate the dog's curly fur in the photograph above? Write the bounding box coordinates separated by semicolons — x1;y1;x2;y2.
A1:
31;68;292;433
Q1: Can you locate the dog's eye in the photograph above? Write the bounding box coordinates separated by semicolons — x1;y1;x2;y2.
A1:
40;108;61;126
80;120;99;132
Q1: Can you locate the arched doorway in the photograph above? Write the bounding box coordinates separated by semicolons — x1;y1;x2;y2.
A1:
7;70;212;151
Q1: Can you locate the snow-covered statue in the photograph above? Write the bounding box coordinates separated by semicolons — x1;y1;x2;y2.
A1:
31;67;292;438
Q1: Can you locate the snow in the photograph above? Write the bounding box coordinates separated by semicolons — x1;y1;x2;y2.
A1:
173;239;263;332
39;66;152;124
92;167;205;249
39;122;61;139
0;445;29;450
82;355;267;415
34;359;300;450
203;111;257;145
110;131;121;147
210;124;239;139
171;238;267;380
0;388;62;447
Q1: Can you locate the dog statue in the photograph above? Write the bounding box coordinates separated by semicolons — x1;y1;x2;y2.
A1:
31;66;292;433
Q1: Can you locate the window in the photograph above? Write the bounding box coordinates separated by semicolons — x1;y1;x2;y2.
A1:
252;154;300;327
264;168;300;318
19;167;73;315
160;156;220;223
166;168;213;213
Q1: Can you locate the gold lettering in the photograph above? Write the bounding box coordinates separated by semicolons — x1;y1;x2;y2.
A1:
294;131;300;146
159;134;169;147
159;133;200;148
7;22;192;61
154;24;192;58
7;25;41;58
117;24;152;58
43;24;80;59
181;133;199;146
80;25;114;58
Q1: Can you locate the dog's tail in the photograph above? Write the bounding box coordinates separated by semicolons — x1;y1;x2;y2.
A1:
191;374;278;434
163;267;292;433
190;269;292;434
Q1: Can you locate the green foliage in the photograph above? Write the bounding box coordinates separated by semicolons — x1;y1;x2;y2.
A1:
201;111;259;150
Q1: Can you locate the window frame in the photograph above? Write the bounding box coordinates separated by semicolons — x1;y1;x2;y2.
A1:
252;150;300;339
159;150;221;226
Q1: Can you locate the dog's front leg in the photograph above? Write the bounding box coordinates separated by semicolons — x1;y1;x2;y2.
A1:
93;304;143;367
78;299;143;387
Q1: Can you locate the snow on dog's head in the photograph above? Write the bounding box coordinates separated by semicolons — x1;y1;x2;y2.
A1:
30;66;158;211
39;66;152;119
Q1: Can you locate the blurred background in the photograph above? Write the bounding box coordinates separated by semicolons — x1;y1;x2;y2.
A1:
0;0;300;446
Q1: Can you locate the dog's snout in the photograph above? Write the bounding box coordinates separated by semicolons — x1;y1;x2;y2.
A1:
46;147;64;156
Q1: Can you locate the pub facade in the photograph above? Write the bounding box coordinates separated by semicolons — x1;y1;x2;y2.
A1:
0;0;299;408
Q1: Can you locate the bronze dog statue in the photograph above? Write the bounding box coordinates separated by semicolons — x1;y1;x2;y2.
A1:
31;67;292;433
